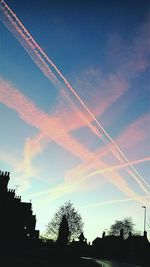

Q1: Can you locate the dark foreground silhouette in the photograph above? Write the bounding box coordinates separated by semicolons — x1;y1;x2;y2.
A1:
0;170;149;267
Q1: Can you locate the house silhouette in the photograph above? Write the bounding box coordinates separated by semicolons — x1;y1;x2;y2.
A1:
0;170;39;245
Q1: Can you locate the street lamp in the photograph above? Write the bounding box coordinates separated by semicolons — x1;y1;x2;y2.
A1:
142;206;146;232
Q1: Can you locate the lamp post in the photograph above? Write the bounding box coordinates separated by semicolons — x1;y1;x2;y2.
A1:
142;206;146;232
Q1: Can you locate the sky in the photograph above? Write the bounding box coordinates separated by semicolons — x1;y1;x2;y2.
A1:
0;0;150;242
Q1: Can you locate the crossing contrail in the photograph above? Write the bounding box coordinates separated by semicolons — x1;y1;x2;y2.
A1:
0;0;104;140
87;156;150;181
0;0;149;194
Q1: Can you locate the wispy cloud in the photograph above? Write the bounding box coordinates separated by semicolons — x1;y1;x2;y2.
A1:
87;156;150;179
1;79;149;203
118;114;150;149
107;19;150;79
0;0;149;207
1;0;148;188
32;167;150;208
0;149;36;191
23;133;48;176
0;79;94;161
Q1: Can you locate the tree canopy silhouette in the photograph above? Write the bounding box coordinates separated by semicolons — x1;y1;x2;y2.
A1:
108;217;135;238
45;201;83;241
57;215;70;246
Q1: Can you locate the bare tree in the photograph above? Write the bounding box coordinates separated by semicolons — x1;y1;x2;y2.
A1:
45;201;83;241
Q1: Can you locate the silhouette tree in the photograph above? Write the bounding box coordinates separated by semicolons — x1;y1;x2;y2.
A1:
45;201;83;241
108;217;135;238
57;215;70;246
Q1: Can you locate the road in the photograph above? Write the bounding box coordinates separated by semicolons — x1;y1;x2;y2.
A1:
82;257;142;267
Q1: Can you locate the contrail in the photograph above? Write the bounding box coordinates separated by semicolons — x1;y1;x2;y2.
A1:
0;0;149;193
87;156;150;179
0;0;58;85
0;0;104;141
80;195;150;208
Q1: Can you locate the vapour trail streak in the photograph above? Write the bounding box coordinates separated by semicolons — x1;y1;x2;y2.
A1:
0;1;59;85
0;0;103;142
1;78;149;202
0;0;148;193
0;81;146;203
80;195;150;208
87;156;150;178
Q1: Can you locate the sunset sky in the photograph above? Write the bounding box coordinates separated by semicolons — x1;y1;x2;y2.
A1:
0;0;150;242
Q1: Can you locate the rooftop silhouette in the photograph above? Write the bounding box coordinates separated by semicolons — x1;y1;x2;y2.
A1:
0;170;39;246
0;170;149;267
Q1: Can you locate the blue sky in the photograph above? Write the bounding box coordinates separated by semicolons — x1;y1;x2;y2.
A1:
0;0;150;242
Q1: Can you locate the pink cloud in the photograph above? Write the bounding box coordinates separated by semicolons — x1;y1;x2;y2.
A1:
107;19;150;79
117;114;150;149
0;0;149;204
0;0;116;143
0;79;94;161
1;79;148;202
